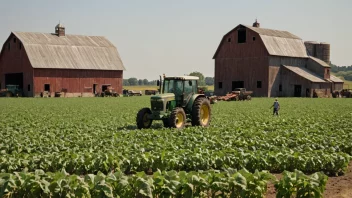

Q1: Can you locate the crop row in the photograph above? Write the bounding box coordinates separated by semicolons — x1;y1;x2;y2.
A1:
0;147;349;176
0;169;327;198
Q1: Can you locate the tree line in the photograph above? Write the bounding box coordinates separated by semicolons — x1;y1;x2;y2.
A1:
330;64;352;81
123;71;214;86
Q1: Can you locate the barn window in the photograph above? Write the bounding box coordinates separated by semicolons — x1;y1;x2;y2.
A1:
8;42;10;50
218;82;223;89
327;69;330;75
19;43;22;50
257;81;262;88
238;29;246;43
279;84;282;91
227;38;232;42
28;84;31;91
44;84;50;91
253;37;256;41
13;38;16;43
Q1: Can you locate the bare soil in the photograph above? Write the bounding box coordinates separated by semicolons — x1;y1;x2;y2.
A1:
266;162;352;198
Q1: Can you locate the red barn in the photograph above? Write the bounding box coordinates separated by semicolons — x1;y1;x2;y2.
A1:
213;20;343;97
0;23;125;97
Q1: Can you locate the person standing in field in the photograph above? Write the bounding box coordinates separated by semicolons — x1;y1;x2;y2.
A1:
271;98;280;116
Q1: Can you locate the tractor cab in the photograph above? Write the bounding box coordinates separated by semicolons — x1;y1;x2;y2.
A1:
136;75;211;129
159;76;198;107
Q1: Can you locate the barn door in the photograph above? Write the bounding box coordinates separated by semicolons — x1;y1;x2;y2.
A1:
294;85;301;97
232;81;244;91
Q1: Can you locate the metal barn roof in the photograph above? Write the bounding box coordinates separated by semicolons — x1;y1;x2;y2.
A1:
283;65;326;83
330;75;344;83
308;56;330;67
244;25;301;39
244;25;308;58
12;32;125;71
213;24;308;59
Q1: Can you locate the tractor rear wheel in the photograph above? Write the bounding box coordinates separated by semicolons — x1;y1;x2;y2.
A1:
192;97;211;127
169;107;186;129
136;108;153;129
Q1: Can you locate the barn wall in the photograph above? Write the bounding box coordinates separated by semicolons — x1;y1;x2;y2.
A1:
33;69;123;97
307;58;326;78
0;34;34;96
280;67;330;97
214;57;269;97
214;28;268;58
268;56;308;97
280;67;312;97
333;82;343;91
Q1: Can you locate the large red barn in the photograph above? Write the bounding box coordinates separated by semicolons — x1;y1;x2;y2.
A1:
0;23;125;97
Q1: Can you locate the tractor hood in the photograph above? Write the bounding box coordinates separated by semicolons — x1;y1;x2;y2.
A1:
151;93;175;100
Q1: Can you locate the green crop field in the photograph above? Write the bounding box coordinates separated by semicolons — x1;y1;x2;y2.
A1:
0;97;351;197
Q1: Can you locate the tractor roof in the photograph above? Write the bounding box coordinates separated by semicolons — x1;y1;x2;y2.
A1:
165;76;199;80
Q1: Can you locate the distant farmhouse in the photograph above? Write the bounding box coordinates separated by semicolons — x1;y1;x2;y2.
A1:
0;23;125;97
213;20;343;97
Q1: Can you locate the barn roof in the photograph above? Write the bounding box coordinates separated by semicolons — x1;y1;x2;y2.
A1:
283;65;326;83
243;25;308;58
330;75;344;83
308;56;330;67
213;24;308;59
11;32;125;70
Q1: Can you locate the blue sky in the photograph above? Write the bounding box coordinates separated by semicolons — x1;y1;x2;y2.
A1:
1;0;351;79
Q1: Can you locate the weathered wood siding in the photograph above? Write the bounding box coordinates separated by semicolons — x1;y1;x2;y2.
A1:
215;57;269;96
280;66;330;97
214;28;269;96
0;34;34;96
268;57;307;97
33;69;123;97
307;58;326;78
214;28;268;58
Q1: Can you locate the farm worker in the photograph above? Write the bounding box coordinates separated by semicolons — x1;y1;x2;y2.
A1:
271;98;280;116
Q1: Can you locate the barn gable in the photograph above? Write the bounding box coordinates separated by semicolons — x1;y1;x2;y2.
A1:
213;24;308;59
8;32;125;71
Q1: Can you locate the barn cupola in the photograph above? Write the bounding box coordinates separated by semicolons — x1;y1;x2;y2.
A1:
253;19;260;28
55;22;65;37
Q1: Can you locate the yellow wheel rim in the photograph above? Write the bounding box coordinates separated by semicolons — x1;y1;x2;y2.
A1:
175;112;184;128
200;104;210;125
143;113;150;127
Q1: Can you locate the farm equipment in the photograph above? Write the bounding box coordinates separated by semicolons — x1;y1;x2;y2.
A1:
216;88;253;101
0;85;22;97
340;89;352;98
101;86;119;97
232;88;252;101
136;75;211;129
145;90;158;95
123;89;142;96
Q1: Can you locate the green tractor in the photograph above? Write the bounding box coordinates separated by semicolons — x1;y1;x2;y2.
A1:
136;75;211;129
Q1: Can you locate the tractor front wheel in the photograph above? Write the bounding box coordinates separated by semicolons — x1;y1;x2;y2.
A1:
169;107;186;129
192;97;211;127
136;108;153;129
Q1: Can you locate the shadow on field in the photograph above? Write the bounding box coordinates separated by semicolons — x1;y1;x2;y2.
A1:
117;123;164;131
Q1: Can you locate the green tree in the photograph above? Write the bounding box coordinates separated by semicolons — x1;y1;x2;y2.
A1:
205;77;214;86
128;78;138;86
143;79;149;85
123;79;130;86
138;79;144;86
189;71;205;86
